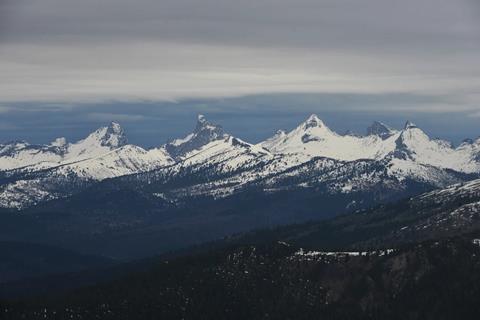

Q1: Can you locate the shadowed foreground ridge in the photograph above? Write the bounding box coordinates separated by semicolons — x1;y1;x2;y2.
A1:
3;173;480;318
1;237;480;320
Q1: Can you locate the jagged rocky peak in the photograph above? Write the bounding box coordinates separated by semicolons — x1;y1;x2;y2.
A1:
194;114;224;135
196;114;208;128
367;121;396;139
166;114;227;158
105;122;128;147
88;122;128;148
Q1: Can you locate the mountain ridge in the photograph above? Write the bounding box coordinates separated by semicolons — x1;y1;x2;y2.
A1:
1;114;480;210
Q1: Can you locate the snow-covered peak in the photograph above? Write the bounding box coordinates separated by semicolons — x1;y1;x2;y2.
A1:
266;115;400;161
397;123;428;143
367;121;397;139
59;123;128;163
389;123;480;172
166;115;228;159
393;122;431;157
295;114;334;138
53;144;174;180
303;114;327;130
75;122;127;148
98;122;127;148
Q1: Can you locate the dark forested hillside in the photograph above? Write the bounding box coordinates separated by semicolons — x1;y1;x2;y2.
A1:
2;179;480;319
0;241;114;284
2;237;480;320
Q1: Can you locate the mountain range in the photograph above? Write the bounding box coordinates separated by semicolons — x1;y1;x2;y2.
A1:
1;114;480;259
1;114;479;209
2;115;480;318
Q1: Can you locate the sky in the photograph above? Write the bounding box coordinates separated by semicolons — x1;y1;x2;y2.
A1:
0;0;479;146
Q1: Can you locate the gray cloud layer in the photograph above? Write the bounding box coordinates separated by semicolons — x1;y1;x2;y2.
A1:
1;0;479;114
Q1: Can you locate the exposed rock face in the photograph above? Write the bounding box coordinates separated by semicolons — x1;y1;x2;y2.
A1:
165;114;227;159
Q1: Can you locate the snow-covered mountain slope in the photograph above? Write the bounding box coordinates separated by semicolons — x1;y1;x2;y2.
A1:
133;153;467;209
144;115;479;205
260;115;480;174
161;115;279;176
53;145;173;180
0;116;273;208
392;122;480;173
1;114;480;210
261;114;400;161
0;140;68;171
259;129;287;150
0;122;128;171
0;145;174;208
456;138;480;160
62;122;128;162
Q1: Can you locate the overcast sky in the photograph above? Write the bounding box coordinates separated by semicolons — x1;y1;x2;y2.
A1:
1;0;479;145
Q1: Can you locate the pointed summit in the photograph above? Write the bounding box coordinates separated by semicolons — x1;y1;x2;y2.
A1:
101;122;128;148
79;122;128;149
108;121;122;133
197;114;207;124
367;121;396;139
303;114;326;129
194;114;221;133
193;114;224;135
166;114;227;159
196;114;208;130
